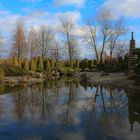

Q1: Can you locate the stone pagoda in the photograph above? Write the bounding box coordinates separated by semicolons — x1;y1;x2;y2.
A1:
128;32;136;78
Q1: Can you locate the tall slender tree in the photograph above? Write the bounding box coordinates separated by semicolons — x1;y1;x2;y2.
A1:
11;18;27;60
36;25;54;58
60;18;78;67
28;27;37;59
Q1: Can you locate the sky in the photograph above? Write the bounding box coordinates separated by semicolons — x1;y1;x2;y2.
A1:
0;0;140;58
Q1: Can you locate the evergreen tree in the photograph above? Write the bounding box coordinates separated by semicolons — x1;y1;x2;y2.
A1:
51;59;55;68
0;68;4;81
134;49;140;83
18;58;22;68
46;59;51;70
84;59;88;68
76;60;80;69
13;56;19;66
30;59;36;71
38;56;44;70
24;58;29;71
0;59;3;64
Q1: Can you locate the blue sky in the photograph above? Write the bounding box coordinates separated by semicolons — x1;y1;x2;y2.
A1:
0;0;140;58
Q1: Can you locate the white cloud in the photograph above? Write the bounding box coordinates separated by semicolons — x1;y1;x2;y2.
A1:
23;10;81;31
103;0;140;18
21;0;42;3
53;0;85;7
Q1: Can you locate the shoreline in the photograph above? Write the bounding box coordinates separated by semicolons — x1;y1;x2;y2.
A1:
2;72;140;90
3;76;44;85
79;72;140;90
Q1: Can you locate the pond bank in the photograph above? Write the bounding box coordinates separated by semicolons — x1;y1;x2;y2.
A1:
3;76;44;85
2;72;140;90
78;72;140;90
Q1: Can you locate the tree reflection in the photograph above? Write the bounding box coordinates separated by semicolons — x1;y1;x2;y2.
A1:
128;90;140;132
13;88;28;122
83;85;129;131
0;77;139;136
61;81;77;125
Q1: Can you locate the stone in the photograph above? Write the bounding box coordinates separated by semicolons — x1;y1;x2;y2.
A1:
20;75;31;83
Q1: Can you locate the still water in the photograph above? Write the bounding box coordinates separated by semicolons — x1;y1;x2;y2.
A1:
0;78;140;140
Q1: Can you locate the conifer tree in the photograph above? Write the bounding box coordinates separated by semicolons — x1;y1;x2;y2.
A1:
0;59;2;65
30;59;36;71
18;58;22;68
0;68;5;81
24;58;29;71
38;56;44;70
46;59;51;70
76;60;80;68
13;56;19;66
51;59;55;68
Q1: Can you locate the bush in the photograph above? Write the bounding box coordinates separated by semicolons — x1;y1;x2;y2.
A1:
134;49;140;84
0;64;28;76
58;67;74;75
24;58;29;71
44;59;51;70
18;58;22;68
37;56;44;71
97;60;128;73
13;56;19;66
30;59;36;71
0;68;5;81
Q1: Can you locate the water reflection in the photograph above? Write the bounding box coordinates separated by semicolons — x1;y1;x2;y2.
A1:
0;78;140;140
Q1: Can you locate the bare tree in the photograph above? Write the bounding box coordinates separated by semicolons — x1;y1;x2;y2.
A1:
114;42;128;58
83;8;127;63
50;39;64;61
36;25;54;58
28;27;37;59
0;36;6;58
97;9;112;63
82;19;99;62
11;18;27;60
60;18;77;66
108;19;127;61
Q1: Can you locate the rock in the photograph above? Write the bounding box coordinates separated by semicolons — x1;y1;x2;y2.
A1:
100;72;110;77
83;68;90;72
20;75;31;83
5;79;17;84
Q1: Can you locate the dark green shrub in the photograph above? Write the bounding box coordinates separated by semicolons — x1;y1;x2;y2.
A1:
97;57;128;73
0;64;28;76
30;59;36;71
37;56;44;71
0;68;5;81
134;49;140;84
13;56;19;66
44;59;51;70
24;58;29;71
58;67;74;75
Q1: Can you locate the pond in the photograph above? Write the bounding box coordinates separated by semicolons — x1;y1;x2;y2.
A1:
0;78;140;140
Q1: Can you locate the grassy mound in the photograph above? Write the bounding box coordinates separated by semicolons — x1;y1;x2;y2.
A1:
58;67;75;75
0;64;28;76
